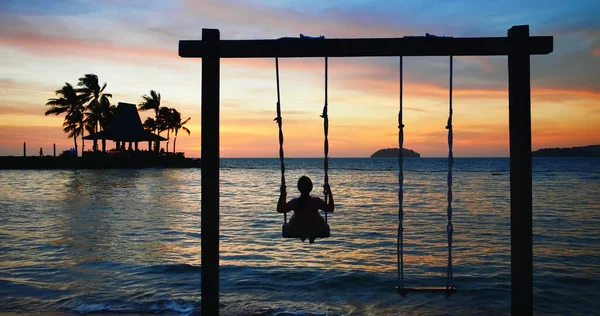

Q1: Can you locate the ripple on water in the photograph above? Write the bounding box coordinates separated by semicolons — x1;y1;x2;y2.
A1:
0;158;599;315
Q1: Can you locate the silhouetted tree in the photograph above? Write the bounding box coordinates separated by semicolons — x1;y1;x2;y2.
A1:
158;106;173;152
143;117;157;131
78;74;112;152
138;90;162;152
45;83;86;156
170;109;191;153
84;101;102;149
100;97;117;130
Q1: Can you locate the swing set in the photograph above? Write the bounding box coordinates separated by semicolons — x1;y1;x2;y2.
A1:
274;54;455;295
179;25;553;316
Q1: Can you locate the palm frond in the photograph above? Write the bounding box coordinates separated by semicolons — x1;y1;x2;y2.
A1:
85;123;95;135
143;117;157;131
150;90;160;102
45;98;67;107
78;74;99;88
45;106;66;116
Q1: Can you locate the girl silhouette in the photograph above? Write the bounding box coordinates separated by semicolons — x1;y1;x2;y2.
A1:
277;176;334;243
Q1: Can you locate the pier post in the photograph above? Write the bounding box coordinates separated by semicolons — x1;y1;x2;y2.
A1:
54;143;56;157
201;28;220;316
23;142;26;157
508;25;533;315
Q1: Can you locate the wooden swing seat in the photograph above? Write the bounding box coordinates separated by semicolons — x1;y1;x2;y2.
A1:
282;223;330;239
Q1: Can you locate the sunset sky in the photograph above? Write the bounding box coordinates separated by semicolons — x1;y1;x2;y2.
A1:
0;0;598;157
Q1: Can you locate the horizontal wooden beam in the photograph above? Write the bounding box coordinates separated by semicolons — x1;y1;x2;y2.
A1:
180;34;553;58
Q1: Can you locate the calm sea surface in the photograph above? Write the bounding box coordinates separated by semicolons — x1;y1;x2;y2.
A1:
0;158;599;315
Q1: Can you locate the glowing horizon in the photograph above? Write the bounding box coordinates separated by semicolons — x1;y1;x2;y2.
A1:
1;0;598;158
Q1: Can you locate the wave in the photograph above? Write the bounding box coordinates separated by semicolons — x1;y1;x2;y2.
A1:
145;263;201;274
70;298;339;316
72;300;195;315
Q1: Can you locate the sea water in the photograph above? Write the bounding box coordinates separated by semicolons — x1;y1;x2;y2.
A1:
0;158;599;315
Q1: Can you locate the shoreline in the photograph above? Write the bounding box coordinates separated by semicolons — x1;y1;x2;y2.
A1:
0;155;201;170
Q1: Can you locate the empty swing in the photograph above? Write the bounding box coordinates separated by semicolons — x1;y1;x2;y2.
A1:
275;56;332;240
395;56;457;297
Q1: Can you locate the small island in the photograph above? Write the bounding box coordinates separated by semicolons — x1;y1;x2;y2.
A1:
371;148;421;158
532;145;600;157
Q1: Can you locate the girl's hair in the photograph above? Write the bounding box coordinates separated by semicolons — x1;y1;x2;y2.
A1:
296;176;313;211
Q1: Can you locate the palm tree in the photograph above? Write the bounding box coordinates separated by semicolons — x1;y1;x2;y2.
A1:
45;83;86;156
78;74;112;152
100;97;117;131
138;90;161;152
170;109;191;153
158;106;173;152
61;111;84;155
84;101;103;151
142;117;157;151
84;119;96;137
143;117;157;132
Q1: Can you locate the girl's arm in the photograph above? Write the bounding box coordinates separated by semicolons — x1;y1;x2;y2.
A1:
277;187;292;213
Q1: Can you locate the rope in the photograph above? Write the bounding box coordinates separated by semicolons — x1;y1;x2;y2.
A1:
321;57;329;224
274;57;287;224
397;56;405;290
446;55;454;294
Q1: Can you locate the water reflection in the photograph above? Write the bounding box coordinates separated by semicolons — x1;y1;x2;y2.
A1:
0;158;599;314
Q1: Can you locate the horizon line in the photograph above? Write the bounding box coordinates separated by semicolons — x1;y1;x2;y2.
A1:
205;156;513;159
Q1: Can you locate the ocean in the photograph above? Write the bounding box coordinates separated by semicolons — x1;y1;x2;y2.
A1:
0;158;598;315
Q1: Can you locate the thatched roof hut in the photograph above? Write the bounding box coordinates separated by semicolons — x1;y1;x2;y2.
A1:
84;102;167;142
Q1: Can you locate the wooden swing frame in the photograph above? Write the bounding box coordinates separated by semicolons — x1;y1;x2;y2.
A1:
178;25;553;316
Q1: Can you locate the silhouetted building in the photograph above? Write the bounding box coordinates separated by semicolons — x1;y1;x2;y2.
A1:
83;102;166;152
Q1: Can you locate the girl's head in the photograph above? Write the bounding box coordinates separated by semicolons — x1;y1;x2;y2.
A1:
297;176;313;195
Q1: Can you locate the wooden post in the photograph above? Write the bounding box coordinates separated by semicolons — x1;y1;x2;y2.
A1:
201;28;220;316
508;25;533;315
23;142;26;157
53;143;56;157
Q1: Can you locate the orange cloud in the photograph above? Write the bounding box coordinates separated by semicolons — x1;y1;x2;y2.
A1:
455;56;496;72
4;29;596;109
1;31;183;66
594;48;600;56
532;127;600;150
0;105;45;115
533;88;600;99
222;58;600;105
338;76;600;103
175;76;600;158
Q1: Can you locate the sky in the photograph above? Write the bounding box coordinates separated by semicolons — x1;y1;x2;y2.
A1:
0;0;598;158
